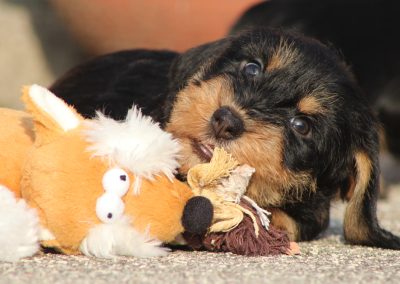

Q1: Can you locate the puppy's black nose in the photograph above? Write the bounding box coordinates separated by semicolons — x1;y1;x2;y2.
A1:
210;106;244;140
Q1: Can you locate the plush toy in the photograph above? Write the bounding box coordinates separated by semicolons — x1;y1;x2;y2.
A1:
0;85;213;262
184;148;300;256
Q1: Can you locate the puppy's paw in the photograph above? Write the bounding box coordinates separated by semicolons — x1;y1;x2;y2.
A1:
286;241;301;255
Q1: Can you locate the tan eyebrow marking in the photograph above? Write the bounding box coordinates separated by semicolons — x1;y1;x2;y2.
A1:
298;96;324;114
266;40;299;71
298;87;339;115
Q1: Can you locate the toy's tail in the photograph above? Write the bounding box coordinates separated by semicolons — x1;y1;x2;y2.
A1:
0;185;40;262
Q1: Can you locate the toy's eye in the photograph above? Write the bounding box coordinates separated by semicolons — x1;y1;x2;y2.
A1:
96;193;125;223
102;168;130;197
242;61;263;77
290;116;311;136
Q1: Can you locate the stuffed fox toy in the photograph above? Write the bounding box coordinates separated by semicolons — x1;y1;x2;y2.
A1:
0;85;213;262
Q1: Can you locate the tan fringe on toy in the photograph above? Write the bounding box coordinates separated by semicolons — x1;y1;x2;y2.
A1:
187;147;262;236
187;147;239;193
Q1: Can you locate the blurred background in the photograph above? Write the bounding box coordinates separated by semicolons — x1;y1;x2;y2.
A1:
0;0;261;109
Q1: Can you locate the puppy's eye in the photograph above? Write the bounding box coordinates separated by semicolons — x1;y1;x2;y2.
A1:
242;61;262;76
290;117;311;136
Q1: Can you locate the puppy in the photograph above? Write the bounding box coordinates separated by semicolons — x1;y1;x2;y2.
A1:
51;28;400;249
231;0;400;159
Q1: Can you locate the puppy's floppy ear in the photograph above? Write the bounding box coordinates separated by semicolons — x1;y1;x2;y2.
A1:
164;38;231;123
343;141;400;249
168;38;230;92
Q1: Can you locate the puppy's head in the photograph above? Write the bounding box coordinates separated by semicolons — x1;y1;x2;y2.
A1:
167;29;363;204
165;29;396;247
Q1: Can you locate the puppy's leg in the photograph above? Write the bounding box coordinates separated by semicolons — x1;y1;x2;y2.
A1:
343;151;400;249
269;209;299;241
270;197;331;242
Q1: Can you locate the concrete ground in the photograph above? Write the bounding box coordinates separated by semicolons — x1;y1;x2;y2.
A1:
1;186;400;284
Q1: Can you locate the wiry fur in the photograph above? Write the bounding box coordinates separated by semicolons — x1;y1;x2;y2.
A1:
80;216;169;258
0;185;40;262
51;28;400;249
166;77;316;206
231;0;400;158
84;107;181;180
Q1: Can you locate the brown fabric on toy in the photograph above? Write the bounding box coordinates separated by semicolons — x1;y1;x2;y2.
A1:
184;199;292;256
185;147;300;256
202;199;290;256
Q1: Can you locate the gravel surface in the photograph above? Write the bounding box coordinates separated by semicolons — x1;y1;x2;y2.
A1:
1;187;400;284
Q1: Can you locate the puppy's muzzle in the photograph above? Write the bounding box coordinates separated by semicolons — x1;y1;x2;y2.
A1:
210;106;244;140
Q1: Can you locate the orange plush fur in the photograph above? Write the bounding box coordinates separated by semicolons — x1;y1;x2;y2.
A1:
0;108;34;198
0;85;194;257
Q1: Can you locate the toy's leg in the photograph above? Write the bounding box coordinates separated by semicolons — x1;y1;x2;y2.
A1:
0;185;40;262
79;216;169;258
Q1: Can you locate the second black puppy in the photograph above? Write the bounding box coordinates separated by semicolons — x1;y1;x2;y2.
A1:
51;29;400;249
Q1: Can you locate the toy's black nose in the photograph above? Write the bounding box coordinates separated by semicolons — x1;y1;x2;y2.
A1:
182;196;213;234
210;106;244;140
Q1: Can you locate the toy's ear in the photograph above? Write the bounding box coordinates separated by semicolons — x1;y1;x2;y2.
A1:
22;85;84;144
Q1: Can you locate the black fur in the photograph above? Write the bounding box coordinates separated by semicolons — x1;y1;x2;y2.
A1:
51;50;178;121
231;0;400;157
50;28;400;249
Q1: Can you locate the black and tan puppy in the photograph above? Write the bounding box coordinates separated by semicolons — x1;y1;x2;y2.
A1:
51;28;400;249
231;0;400;158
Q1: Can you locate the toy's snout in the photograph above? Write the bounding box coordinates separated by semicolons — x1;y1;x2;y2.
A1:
181;196;213;234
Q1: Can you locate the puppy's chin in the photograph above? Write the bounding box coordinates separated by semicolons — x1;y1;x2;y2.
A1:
174;135;315;207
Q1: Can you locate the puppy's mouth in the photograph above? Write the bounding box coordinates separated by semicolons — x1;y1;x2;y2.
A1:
191;140;215;162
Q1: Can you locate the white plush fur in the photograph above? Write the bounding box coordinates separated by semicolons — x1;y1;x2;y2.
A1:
39;227;56;241
80;216;169;258
29;84;81;131
0;185;40;262
84;107;181;180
